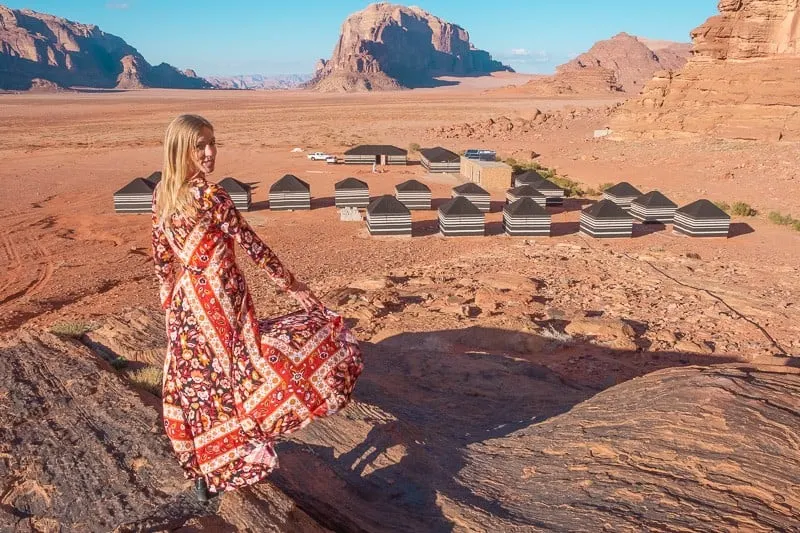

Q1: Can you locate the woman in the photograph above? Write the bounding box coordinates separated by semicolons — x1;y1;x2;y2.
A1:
152;114;362;502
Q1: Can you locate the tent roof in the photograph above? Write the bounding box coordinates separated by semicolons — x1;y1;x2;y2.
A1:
582;199;632;219
335;177;369;190
515;170;546;183
504;197;549;216
676;199;731;219
395;179;431;192
439;195;483;216
146;171;162;184
632;190;676;208
605;181;643;197
218;177;251;193
453;182;489;195
114;177;155;195
530;178;563;192
270;174;310;192
419;146;460;163
508;184;545;197
344;145;407;156
367;194;411;215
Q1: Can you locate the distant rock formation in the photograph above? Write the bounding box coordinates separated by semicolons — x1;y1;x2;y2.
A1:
205;73;312;90
493;32;691;96
612;0;800;140
307;2;513;92
0;5;210;90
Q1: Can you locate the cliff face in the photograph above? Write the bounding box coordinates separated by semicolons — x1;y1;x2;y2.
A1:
491;33;690;96
559;32;690;93
611;0;800;140
308;3;512;91
0;5;210;90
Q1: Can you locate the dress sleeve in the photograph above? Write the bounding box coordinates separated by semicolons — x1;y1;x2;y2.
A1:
211;187;295;291
152;211;176;309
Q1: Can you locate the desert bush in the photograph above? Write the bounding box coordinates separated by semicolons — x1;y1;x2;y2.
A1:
50;321;93;338
584;187;601;197
110;357;128;371
127;365;163;397
768;211;794;226
713;201;731;213
686;252;701;260
599;182;614;191
731;201;757;216
538;324;573;344
408;142;421;153
793;220;800;232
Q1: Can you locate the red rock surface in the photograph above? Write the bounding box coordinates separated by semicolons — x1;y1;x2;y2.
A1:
612;0;800;140
493;33;690;96
308;2;511;91
0;5;209;90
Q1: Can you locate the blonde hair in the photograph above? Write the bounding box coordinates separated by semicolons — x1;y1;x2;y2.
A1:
156;114;214;224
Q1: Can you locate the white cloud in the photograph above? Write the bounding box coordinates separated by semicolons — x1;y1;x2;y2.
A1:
511;48;530;56
502;49;549;63
106;2;129;9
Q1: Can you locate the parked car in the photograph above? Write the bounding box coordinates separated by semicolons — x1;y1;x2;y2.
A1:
464;149;497;161
325;156;338;164
307;151;332;161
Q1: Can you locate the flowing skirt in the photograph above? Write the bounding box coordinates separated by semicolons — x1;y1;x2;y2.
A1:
162;306;363;493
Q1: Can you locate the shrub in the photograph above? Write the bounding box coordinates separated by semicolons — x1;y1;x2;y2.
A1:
730;201;757;216
768;211;794;226
793;220;800;232
127;365;163;397
599;182;614;192
110;357;128;371
686;252;701;260
408;142;421;153
50;321;93;338
549;176;585;197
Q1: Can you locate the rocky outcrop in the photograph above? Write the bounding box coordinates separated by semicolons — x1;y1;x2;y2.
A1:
0;5;210;90
0;330;328;531
307;3;512;91
612;0;800;140
493;33;690;96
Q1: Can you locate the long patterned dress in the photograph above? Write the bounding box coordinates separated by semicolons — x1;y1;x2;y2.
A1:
151;175;362;493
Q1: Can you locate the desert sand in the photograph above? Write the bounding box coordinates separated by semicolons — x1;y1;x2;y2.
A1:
2;80;800;529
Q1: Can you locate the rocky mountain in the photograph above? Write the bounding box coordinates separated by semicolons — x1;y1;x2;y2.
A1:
0;5;210;90
205;73;312;90
307;2;512;92
493;32;691;96
612;0;800;141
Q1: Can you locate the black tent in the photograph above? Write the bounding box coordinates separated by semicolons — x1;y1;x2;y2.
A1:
506;184;546;207
673;199;730;237
438;196;485;236
269;174;311;211
113;177;155;213
366;195;412;236
452;182;490;212
218;177;252;211
603;182;643;211
146;171;162;185
419;147;460;173
344;145;408;165
335;177;370;208
579;199;634;238
630;190;677;223
503;197;551;237
395;179;432;210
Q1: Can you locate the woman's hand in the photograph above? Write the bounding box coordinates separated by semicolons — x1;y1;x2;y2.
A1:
288;280;323;312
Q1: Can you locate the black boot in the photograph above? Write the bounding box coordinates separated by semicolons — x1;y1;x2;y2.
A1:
195;477;210;503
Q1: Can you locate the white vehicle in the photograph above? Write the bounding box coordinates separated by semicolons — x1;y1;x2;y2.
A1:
307;151;332;161
325;156;338;164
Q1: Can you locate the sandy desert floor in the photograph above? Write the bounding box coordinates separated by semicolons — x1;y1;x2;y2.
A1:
1;81;799;354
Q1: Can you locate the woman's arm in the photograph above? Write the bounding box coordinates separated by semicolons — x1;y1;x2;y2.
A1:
152;212;176;309
211;187;296;291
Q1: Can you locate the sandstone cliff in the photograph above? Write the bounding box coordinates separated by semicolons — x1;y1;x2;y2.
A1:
612;0;800;140
0;5;210;90
308;3;512;91
493;32;691;96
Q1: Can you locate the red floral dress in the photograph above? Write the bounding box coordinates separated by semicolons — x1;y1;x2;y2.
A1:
152;176;362;493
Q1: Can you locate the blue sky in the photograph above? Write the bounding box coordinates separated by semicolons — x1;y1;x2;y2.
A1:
3;1;719;76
